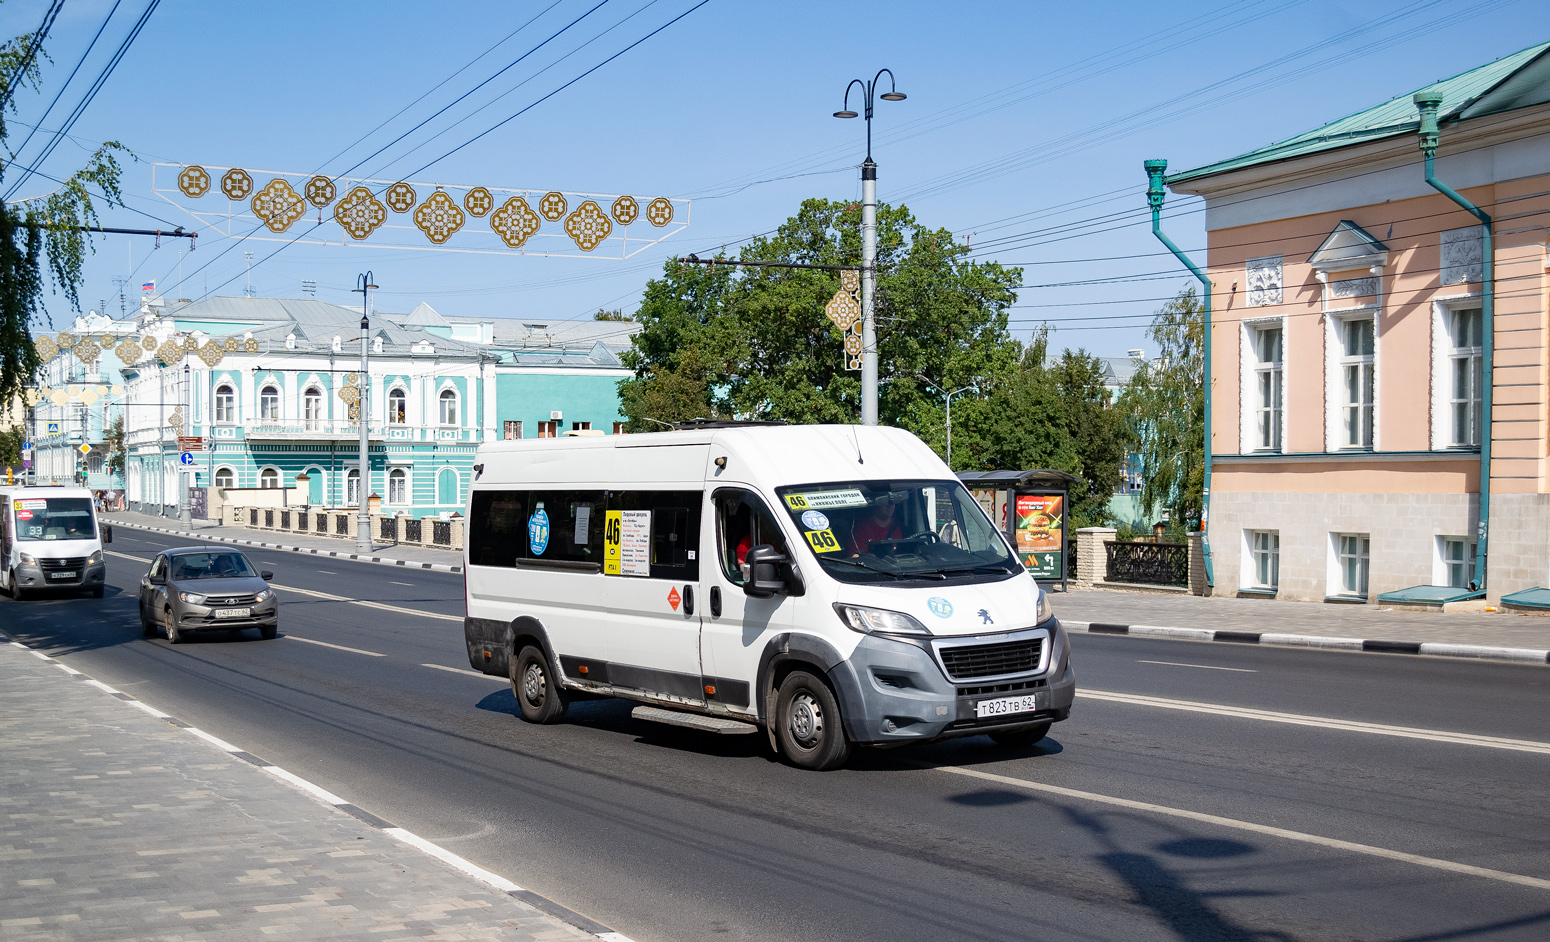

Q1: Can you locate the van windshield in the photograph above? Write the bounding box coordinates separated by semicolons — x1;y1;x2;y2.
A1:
11;497;95;542
775;480;1019;584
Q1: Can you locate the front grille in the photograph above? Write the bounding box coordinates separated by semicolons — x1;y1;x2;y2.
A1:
202;593;258;606
938;638;1043;680
39;557;86;571
958;677;1047;698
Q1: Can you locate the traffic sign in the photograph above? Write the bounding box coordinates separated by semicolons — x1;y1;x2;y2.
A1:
179;451;194;466
46;422;59;434
78;443;92;455
21;440;30;450
22;459;31;468
177;436;203;451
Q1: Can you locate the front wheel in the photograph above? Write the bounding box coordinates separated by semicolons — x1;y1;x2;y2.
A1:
140;601;157;637
775;670;851;771
259;622;278;640
511;644;568;724
90;586;104;599
10;572;25;601
164;609;185;644
989;720;1052;748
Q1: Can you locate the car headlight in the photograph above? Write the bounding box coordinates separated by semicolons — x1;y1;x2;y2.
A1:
834;603;931;636
18;552;35;565
1036;590;1053;625
87;550;103;565
253;589;272;603
179;592;206;605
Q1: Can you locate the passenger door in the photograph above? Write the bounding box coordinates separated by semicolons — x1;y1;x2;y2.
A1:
140;554;168;622
602;490;706;703
699;488;795;717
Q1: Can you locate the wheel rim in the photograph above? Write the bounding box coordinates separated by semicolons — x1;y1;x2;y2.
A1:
522;661;546;705
789;691;823;748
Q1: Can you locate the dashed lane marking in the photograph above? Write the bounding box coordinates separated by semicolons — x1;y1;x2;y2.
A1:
933;763;1550;892
106;550;150;563
1137;660;1257;672
284;636;386;657
422;662;502;679
270;583;462;623
392;581;415;586
1079;689;1550;754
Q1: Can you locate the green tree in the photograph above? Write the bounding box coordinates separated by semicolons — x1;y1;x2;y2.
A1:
1122;287;1204;529
104;413;125;476
0;421;21;466
0;19;128;403
593;308;629;321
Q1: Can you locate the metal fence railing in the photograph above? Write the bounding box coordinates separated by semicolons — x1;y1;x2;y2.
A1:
432;520;451;546
405;518;422;543
1105;540;1188;586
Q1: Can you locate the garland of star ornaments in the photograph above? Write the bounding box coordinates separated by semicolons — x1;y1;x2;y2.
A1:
33;327;257;381
177;164;676;252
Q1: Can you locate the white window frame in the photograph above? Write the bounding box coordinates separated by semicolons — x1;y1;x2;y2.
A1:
387;387;408;425
213;466;235;490
345;469;361;507
1434;536;1477;590
1429;294;1483;450
259;467;281;489
303;387;324;430
259;384;281;422
438;387;459;426
388;468;408;505
1328;532;1370;598
503;420;523;440
214;384;236;424
1242;529;1279;590
1240;318;1285;453
1328;314;1375;450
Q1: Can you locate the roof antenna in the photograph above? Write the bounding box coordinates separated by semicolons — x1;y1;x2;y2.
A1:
851;423;864;464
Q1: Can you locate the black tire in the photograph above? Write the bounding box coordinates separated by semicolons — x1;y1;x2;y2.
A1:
164;608;184;644
259;622;277;640
140;601;157;637
775;670;852;771
90;586;104;599
10;572;25;601
511;644;567;724
989;720;1053;748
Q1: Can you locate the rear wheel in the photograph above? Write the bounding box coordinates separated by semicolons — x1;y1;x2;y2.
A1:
775;670;851;771
511;644;567;724
140;601;157;637
989;720;1053;748
164;608;184;644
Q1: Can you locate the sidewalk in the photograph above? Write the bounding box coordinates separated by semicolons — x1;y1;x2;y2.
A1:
1053;587;1550;665
102;510;464;573
0;634;626;942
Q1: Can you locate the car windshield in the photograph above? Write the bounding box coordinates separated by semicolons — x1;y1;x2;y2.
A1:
11;497;95;542
775;480;1019;584
170;552;258;580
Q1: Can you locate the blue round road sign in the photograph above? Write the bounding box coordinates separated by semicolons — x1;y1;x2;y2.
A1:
179;452;194;465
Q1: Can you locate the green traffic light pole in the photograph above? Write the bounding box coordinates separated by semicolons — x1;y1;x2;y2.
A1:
1144;159;1213;587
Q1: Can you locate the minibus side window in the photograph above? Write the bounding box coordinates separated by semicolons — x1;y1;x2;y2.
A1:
526;490;605;562
468;490;528;567
715;490;787;586
609;490;700;581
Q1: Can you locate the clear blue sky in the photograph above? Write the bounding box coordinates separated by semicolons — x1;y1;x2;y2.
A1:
3;0;1546;358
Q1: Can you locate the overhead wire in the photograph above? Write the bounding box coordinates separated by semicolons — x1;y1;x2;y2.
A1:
0;0;66;112
5;0;122;168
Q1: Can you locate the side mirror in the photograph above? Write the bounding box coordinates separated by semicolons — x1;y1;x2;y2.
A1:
148;573;165;586
101;525;112;544
743;544;789;599
260;571;274;581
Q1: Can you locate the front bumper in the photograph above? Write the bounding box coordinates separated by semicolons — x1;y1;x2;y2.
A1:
174;601;279;631
835;618;1075;744
14;561;106;590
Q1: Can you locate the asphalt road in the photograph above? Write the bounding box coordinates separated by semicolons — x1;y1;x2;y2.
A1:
6;526;1550;942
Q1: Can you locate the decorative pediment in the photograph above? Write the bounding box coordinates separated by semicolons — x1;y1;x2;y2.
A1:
1308;220;1388;273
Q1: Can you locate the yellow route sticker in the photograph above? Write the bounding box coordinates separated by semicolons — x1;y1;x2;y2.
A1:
803;528;842;553
784;493;809;510
603;510;622;575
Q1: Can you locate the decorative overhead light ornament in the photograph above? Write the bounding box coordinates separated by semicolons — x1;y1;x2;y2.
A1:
157;339;184;365
178;165;211;197
243;337;260;353
222;337;239;352
251;178;307;233
57;331;75;349
564;200;612;252
490;196;541;248
611;196;639;226
539;191;567;221
646;197;674;227
413;190;465;244
35;335;57;362
305;175;336;207
141;335;158;350
221;168;253;200
334;186;387;240
464;186;493;217
115;338;141;363
73;339;101;364
198;342;225;367
385;182;417;213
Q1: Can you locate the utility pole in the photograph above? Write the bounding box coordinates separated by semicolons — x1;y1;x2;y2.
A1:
918;375;976;469
178;362;191;528
353;272;377;553
245;252;254;298
834;69;905;426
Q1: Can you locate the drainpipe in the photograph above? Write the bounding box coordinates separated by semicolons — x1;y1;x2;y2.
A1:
1414;90;1491;591
1144;159;1213;586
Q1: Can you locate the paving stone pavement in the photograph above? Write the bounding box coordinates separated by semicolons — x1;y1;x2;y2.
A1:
0;638;597;942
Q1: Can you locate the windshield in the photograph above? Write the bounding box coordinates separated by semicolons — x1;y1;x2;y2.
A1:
11;497;95;542
170;552;258;580
776;480;1019;584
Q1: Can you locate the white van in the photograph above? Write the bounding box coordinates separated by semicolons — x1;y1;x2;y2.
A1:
462;423;1074;770
1;485;113;599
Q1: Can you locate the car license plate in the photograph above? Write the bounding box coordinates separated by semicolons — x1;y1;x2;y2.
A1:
976;694;1038;719
213;608;251;618
48;571;77;580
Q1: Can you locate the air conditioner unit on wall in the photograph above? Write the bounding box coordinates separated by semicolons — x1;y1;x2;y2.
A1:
550;410;563;421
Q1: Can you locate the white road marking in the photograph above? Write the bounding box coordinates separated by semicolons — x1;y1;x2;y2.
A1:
106;550;149;563
391;581;414;586
270;582;462;623
284;636;385;657
384;828;524;893
422;662;501;679
83;678;117;693
264;765;347;804
128;699;169;719
1079;689;1550;754
934;763;1550;892
1137;660;1257;673
182;727;241;752
318;570;337;574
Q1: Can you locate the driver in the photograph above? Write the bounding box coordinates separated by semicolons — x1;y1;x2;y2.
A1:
847;494;903;555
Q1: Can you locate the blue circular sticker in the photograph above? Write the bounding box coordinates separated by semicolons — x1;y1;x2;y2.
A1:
528;508;550;556
927;597;953;618
801;509;830;531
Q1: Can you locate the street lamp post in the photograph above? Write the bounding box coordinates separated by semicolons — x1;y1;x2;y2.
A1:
834;69;906;427
353;272;377;554
179;362;191;527
918;375;976;469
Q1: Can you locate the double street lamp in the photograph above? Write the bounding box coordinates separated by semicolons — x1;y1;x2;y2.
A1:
918;375;976;470
834;69;905;427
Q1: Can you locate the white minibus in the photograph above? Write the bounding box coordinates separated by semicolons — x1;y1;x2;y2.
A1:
463;423;1074;770
1;485;113;599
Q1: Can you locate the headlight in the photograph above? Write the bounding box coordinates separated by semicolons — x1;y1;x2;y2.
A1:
834;603;931;636
87;550;103;565
179;592;206;605
253;589;272;602
18;552;35;565
1036;590;1053;625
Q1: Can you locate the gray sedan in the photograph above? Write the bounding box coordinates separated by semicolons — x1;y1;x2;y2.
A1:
139;547;278;643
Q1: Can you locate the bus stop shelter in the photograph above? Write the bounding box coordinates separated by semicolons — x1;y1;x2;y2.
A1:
957;469;1079;592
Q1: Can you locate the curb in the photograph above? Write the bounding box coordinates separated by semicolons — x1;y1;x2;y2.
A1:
0;631;631;942
103;519;463;573
1063;620;1550;666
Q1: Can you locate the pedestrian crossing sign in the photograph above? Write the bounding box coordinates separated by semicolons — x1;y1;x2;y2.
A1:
46;422;59;434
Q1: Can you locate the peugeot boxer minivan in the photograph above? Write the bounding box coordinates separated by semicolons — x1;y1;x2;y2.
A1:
1;485;112;599
462;423;1074;770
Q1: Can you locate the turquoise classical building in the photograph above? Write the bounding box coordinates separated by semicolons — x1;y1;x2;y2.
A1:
99;296;632;518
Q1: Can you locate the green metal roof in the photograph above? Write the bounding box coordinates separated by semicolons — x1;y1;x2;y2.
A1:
1375;584;1484;605
1169;40;1550;185
1500;587;1550;610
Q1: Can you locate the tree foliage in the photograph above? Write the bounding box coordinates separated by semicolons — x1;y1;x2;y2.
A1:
593;307;629;321
0;420;21;466
105;412;125;475
1121;287;1204;528
0;23;128;404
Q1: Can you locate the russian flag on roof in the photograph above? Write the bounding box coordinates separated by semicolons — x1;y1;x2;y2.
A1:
141;281;155;291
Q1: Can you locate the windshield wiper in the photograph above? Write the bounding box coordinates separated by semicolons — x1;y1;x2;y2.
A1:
915;564;1020;577
822;557;905;580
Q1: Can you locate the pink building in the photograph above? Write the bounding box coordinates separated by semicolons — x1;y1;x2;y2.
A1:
1163;41;1550;605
